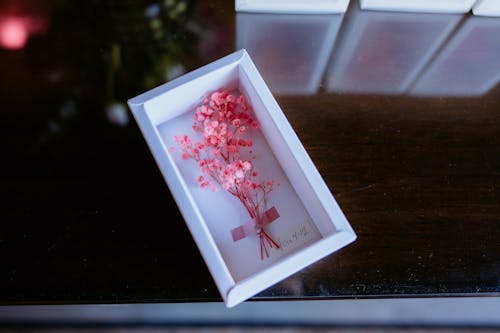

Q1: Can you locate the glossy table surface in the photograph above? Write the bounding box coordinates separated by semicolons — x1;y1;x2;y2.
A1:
1;0;499;304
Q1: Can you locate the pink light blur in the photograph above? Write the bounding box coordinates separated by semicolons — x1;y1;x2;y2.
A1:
0;15;46;50
0;17;28;50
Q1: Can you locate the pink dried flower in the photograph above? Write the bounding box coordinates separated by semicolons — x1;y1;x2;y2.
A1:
172;89;279;259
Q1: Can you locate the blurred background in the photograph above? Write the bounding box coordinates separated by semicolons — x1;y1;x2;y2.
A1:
1;0;499;330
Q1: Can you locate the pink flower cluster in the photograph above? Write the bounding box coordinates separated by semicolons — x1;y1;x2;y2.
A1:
171;89;279;258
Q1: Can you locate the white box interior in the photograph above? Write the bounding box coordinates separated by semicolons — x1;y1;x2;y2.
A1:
129;50;356;307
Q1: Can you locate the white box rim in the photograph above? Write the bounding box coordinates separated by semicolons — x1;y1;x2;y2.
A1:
473;0;500;17
360;0;477;13
235;0;350;14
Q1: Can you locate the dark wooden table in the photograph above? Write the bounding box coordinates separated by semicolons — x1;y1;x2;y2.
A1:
1;0;499;304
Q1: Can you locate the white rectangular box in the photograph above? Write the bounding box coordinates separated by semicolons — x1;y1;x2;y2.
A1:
236;13;344;95
411;16;500;97
128;50;356;307
473;0;500;17
360;0;477;13
235;0;350;14
326;1;462;95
